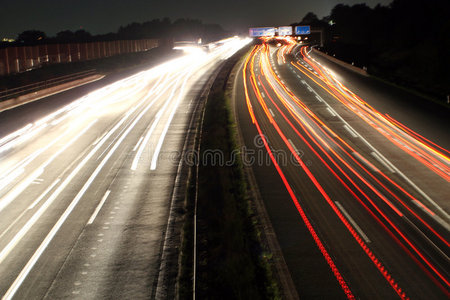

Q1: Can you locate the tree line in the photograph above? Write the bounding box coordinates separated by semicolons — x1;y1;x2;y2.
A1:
2;18;227;47
294;0;449;100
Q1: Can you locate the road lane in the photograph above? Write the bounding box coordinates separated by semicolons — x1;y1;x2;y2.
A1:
0;37;250;299
233;40;449;299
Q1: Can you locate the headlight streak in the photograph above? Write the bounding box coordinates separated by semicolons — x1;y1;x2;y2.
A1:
0;119;97;264
0;36;249;213
0;101;100;196
0;131;67;202
150;66;193;170
0;37;252;300
0;95;146;299
130;41;248;170
0;168;24;191
2;66;182;294
0;57;171;157
0;123;32;150
0;37;247;187
131;70;188;171
245;42;450;298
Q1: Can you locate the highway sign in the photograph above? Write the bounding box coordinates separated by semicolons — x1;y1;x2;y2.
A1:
249;27;276;37
278;26;292;36
295;26;310;35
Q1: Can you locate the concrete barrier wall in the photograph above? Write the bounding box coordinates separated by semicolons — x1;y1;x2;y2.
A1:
0;39;159;76
311;48;368;76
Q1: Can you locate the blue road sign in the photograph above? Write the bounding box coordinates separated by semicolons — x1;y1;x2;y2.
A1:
295;26;311;35
249;27;276;37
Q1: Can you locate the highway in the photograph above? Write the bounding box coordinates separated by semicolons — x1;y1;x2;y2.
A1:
233;38;449;299
0;37;249;299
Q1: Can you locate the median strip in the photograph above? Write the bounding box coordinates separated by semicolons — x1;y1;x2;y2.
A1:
178;46;281;299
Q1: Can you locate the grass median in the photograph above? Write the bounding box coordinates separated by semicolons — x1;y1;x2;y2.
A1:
178;47;280;299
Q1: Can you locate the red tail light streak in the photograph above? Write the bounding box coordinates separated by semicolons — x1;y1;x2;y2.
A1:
296;47;450;182
242;38;450;298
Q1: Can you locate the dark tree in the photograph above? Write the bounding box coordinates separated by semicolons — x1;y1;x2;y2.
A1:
322;0;450;99
56;30;75;42
301;12;320;25
116;18;225;42
17;30;47;44
73;29;92;42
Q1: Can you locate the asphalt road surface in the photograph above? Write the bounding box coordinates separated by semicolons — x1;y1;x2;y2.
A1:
0;37;249;299
233;39;449;299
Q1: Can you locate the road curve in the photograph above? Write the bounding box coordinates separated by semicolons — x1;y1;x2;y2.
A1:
233;38;449;299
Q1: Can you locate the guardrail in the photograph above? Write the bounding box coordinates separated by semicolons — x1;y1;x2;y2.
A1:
0;69;96;102
311;48;368;76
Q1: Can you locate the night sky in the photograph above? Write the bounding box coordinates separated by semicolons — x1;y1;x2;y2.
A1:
0;0;391;38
